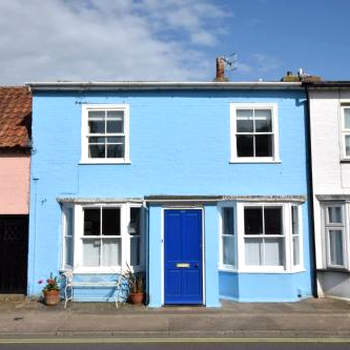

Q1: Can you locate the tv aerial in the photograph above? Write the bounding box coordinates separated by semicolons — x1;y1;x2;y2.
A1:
220;52;238;72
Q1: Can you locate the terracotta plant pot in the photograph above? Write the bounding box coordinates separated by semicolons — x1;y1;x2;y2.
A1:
43;290;60;306
129;292;144;305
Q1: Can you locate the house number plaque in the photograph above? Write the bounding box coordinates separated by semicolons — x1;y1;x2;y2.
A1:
176;263;190;268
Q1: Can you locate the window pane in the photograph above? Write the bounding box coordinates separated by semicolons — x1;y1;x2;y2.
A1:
83;239;100;266
65;237;73;266
237;135;254;157
107;144;124;158
264;207;282;235
107;120;123;133
102;208;120;235
329;230;344;266
293;236;300;266
255;110;272;132
328;207;342;224
245;238;263;265
223;236;235;266
102;238;121;266
345;135;350;156
107;136;124;143
89;144;105;158
244;207;263;235
107;110;124;119
255;135;272;157
130;236;140;266
264;238;284;266
237;119;254;132
88;111;105;119
237;109;253;119
88;120;105;134
292;206;299;235
84;208;100;235
344;108;350;129
223;207;234;235
65;207;73;236
130;207;141;235
89;136;105;143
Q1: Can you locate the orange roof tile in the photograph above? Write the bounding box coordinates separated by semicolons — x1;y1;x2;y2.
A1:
0;87;31;148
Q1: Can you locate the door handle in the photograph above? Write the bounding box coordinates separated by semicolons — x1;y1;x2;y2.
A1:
194;264;199;268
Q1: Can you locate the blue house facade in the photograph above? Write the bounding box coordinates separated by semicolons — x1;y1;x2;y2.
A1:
27;81;313;307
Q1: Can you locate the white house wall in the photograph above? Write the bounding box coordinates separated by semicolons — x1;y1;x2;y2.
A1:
309;88;350;297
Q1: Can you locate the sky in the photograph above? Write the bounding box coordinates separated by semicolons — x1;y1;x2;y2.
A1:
1;0;350;84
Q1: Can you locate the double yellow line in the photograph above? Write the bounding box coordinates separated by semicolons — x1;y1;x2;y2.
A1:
0;337;349;344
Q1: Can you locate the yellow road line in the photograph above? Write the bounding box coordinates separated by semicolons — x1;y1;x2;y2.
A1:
0;337;349;344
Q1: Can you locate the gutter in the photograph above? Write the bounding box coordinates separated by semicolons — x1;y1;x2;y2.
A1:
303;82;318;298
26;81;302;91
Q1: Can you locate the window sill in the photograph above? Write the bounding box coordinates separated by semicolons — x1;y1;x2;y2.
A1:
219;267;306;274
229;159;281;164
70;265;144;274
218;266;237;273
238;268;300;274
79;160;131;165
318;267;350;273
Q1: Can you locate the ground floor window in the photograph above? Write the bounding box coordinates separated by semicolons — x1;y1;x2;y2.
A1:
220;202;304;272
61;202;144;272
322;203;346;269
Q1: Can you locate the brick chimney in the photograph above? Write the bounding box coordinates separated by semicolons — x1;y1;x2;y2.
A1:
215;57;226;82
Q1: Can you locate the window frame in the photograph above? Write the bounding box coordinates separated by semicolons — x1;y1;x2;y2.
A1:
322;203;348;269
218;203;237;270
229;103;280;163
341;105;350;160
80;104;130;164
61;204;74;270
61;202;144;273
219;202;304;273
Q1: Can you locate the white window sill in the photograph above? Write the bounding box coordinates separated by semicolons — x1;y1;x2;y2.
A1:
70;265;144;274
218;266;237;273
79;159;131;165
71;267;123;274
238;268;301;274
324;266;349;272
229;159;281;164
218;267;306;274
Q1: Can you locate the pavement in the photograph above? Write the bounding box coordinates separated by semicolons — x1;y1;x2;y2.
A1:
0;296;350;339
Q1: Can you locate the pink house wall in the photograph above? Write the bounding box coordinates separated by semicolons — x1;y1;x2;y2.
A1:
0;156;30;214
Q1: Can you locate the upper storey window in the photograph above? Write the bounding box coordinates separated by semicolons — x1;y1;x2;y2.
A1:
81;104;130;164
230;103;280;163
341;106;350;159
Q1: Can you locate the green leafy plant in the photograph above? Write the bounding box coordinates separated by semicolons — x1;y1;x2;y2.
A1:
124;264;144;294
38;273;60;292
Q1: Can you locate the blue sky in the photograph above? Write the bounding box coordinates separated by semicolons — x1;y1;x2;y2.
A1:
215;0;350;81
0;0;349;83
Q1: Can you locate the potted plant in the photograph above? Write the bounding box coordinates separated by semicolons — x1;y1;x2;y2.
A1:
38;273;60;306
124;265;145;305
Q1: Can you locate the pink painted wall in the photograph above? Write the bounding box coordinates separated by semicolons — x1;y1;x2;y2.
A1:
0;155;30;214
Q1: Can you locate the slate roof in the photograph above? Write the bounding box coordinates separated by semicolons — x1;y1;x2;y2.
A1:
0;87;31;149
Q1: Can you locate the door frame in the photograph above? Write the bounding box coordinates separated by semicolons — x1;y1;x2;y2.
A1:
161;207;205;306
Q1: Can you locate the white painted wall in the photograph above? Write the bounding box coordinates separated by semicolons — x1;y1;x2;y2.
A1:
309;88;350;298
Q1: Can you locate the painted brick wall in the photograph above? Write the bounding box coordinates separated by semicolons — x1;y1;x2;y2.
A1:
0;155;30;214
309;89;350;272
28;89;310;295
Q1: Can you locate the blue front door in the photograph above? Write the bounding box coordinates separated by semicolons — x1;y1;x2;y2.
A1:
164;209;203;305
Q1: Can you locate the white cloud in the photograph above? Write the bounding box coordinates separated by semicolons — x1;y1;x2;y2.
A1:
0;0;231;84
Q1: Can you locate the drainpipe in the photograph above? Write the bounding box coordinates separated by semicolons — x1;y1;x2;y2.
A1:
304;82;318;298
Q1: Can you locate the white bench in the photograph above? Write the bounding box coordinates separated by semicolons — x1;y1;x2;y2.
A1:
61;270;127;309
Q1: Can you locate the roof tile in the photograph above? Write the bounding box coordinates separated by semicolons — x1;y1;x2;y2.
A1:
0;87;31;148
